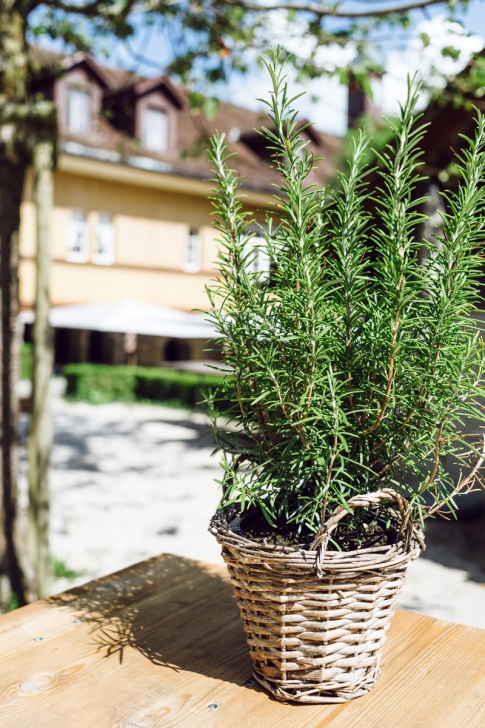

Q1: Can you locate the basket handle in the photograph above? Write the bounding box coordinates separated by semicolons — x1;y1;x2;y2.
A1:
310;488;417;577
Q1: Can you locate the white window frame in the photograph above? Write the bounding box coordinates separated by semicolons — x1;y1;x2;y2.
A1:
93;214;116;265
66;210;89;263
142;107;169;152
67;87;91;134
183;227;202;273
245;235;271;276
419;183;445;270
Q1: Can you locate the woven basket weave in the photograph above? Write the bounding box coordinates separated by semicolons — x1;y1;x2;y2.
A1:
210;489;424;704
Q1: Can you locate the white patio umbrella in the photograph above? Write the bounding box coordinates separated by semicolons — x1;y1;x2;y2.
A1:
20;297;220;339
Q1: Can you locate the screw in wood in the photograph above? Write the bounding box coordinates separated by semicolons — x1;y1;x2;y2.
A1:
207;703;220;710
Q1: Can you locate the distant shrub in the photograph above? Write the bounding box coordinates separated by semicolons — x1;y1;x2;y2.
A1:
135;367;227;408
63;362;229;410
20;342;32;381
64;364;136;403
52;557;83;581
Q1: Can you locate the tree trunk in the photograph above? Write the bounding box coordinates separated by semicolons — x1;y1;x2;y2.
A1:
29;140;54;599
0;1;57;606
0;144;29;606
0;1;31;606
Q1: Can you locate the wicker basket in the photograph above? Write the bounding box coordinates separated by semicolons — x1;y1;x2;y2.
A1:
210;489;424;704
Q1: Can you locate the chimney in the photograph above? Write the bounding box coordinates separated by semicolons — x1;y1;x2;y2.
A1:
347;72;382;129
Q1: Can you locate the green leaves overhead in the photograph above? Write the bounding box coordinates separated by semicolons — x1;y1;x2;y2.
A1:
25;0;477;96
207;48;485;534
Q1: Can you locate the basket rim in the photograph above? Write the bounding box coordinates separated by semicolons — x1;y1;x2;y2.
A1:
210;505;424;563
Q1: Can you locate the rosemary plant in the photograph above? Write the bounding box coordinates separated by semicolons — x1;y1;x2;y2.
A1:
206;49;485;539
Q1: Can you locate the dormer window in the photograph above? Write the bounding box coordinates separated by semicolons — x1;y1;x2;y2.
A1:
142;107;168;152
67;87;91;134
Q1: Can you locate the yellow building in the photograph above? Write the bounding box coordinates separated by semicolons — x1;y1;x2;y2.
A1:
20;48;339;365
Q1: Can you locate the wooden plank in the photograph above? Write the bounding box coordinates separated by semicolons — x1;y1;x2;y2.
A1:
0;555;243;727
0;553;224;657
0;554;484;728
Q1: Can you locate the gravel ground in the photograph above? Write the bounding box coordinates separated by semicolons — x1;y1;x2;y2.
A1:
18;392;485;629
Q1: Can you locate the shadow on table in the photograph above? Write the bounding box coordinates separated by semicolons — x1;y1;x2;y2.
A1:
47;553;253;687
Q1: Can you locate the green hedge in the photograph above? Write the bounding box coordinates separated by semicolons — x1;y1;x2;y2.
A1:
63;362;229;409
64;364;137;403
20;342;33;381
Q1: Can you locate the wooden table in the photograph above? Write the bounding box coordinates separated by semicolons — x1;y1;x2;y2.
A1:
0;553;484;727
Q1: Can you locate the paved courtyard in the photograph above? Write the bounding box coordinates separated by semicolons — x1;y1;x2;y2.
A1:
18;393;485;629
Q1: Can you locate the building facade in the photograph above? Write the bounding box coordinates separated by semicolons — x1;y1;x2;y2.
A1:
20;48;340;364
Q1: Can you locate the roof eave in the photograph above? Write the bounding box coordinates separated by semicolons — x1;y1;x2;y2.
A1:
57;144;278;205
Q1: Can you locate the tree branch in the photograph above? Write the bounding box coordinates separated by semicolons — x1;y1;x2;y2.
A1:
49;0;137;19
63;0;452;21
426;435;485;517
223;0;447;19
0;100;56;125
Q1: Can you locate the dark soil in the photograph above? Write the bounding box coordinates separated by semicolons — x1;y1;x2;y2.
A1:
240;510;401;552
242;513;313;548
